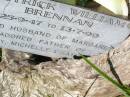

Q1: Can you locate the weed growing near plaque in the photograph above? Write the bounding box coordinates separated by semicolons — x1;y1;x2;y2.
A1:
81;55;130;97
54;0;77;5
76;0;93;7
48;96;52;97
55;0;92;6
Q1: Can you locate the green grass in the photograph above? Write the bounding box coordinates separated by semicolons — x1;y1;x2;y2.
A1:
55;0;77;5
76;0;93;7
55;0;92;6
81;55;130;97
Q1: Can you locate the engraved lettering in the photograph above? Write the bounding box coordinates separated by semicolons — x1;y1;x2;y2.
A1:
24;7;93;27
0;24;4;29
15;0;56;10
0;0;129;58
0;32;32;42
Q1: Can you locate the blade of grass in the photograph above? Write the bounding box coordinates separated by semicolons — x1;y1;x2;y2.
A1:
54;0;77;5
81;55;130;97
76;0;92;7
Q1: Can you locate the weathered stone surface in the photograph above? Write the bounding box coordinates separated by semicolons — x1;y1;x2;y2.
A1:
0;37;130;97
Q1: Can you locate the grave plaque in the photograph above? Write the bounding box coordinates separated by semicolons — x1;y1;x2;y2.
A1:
0;0;130;58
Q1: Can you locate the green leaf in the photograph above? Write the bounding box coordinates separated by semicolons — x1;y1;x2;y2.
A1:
54;0;77;5
54;0;92;6
76;0;92;7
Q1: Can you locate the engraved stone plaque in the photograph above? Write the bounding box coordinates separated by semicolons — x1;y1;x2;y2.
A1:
0;0;130;58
